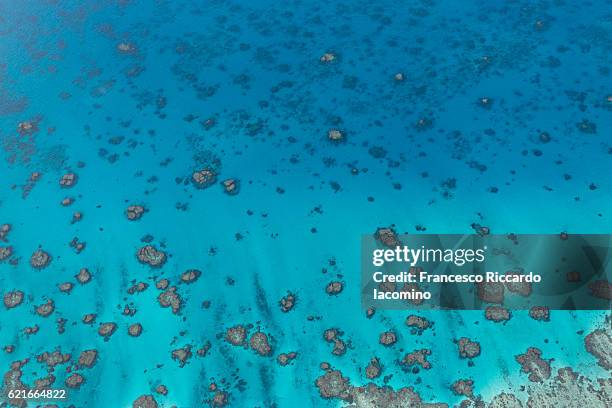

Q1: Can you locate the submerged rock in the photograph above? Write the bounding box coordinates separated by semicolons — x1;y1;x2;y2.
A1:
485;306;511;322
59;173;78;188
406;315;433;335
451;379;474;398
222;178;240;195
488;392;523;408
0;246;12;261
325;281;344;295
98;322;117;341
65;373;85;389
584;328;612;369
24;325;39;336
4;290;24;309
525;367;610;407
117;42;138;54
71;211;83;224
457;337;481;359
35;300;55;317
137;245;167;268
34;374;55;390
279;291;297;312
327;129;345;143
323;328;347;356
320;52;336;63
180;269;201;284
171;345;192;367
315;369;351;399
128;323;143;337
588;280;612;300
192;168;217;189
128;282;148;294
133;395;158;408
277;352;298;366
515;347;552;382
379;331;397;347
18;121;36;134
471;223;490;236
197;341;212;357
78;349;98;368
210;390;229;407
529;306;550;321
30;249;52;269
401;349;432;370
249;331;273;356
82;313;96;324
156;278;170;290
365;357;382;379
69;237;86;253
58;282;74;293
157;286;182;314
126;205;146;221
315;364;446;406
75;268;92;284
225;325;248;346
374;227;401;247
37;349;71;368
0;224;10;241
477;281;504;304
56;317;66;334
505;270;532;297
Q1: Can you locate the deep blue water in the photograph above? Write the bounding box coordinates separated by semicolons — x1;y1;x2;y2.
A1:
0;0;610;407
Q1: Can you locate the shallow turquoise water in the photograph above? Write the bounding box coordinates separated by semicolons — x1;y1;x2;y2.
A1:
0;0;610;407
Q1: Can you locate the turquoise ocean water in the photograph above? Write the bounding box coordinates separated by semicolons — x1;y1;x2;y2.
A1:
0;0;610;407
